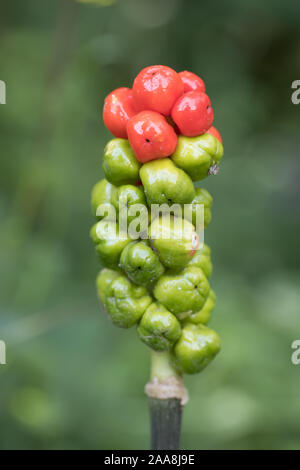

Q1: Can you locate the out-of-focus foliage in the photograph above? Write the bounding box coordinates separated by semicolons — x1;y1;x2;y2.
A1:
76;0;117;6
0;0;300;450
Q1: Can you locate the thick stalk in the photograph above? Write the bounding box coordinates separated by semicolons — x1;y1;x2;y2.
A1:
149;397;182;450
145;351;188;450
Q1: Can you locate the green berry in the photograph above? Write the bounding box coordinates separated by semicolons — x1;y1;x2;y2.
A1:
96;268;120;303
104;274;153;328
190;188;213;229
140;158;195;206
187;243;212;279
172;323;221;374
187;289;216;325
137;302;181;351
103;138;141;186
90;220;131;269
112;184;147;227
91;178;118;219
171;134;223;181
150;214;199;271
120;240;164;287
153;266;210;317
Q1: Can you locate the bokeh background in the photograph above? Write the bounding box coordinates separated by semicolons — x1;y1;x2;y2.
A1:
1;0;300;450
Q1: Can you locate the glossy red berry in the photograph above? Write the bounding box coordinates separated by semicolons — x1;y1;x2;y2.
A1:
127;110;178;163
132;65;184;116
206;126;222;143
171;91;214;137
103;87;136;138
179;71;205;93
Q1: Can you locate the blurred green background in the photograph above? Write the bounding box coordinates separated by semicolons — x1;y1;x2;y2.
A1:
1;0;300;450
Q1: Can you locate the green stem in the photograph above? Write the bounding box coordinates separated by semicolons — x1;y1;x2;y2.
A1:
150;350;178;381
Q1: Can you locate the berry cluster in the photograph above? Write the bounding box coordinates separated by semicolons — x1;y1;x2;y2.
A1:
90;66;224;375
103;65;222;163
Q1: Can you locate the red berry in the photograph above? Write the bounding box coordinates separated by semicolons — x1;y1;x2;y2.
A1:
127;110;178;163
132;65;184;116
179;71;205;93
171;91;214;137
103;87;136;138
206;126;222;143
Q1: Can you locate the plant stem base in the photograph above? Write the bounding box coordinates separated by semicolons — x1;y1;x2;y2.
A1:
149;397;183;450
145;351;188;450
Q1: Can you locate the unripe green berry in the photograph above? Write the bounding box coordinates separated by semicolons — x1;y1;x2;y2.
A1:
172;323;221;374
112;184;147;226
150;214;199;271
171;134;223;181
120;240;164;287
137;302;181;351
90;220;131;269
153;266;210;317
91;178;118;219
96;268;120;303
140;158;195;206
187;289;216;325
187;243;212;279
104;274;153;328
190;188;213;229
103;138;141;186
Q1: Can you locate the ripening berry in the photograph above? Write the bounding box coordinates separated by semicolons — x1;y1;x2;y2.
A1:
178;71;205;93
171;91;214;137
206;126;223;143
103;87;136;138
132;65;184;116
127;110;178;163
